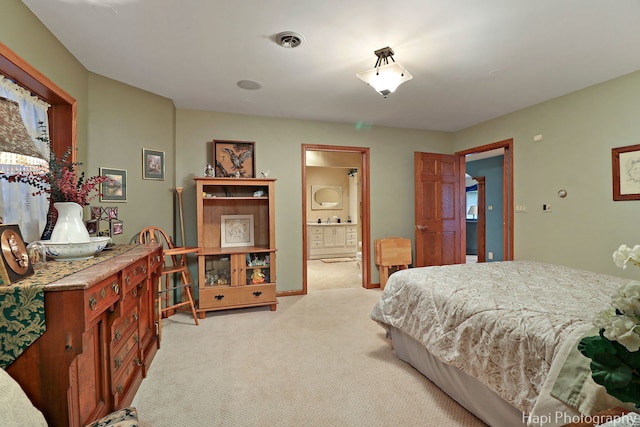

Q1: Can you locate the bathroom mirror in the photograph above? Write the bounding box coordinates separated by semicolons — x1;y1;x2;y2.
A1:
311;185;342;210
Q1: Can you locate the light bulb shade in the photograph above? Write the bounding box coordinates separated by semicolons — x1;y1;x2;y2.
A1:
467;206;478;216
357;62;413;96
0;97;47;171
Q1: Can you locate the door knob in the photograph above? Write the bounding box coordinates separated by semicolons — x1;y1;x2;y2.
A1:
416;225;428;230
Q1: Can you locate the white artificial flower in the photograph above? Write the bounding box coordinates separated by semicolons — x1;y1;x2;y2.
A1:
614;245;633;269
613;244;640;269
611;281;640;316
593;308;616;330
603;314;640;352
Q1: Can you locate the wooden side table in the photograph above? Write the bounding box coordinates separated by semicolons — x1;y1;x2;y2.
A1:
561;407;630;427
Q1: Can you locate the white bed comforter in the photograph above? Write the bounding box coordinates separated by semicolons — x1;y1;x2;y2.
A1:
370;261;628;414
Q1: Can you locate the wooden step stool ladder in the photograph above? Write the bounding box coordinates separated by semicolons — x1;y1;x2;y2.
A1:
375;237;412;290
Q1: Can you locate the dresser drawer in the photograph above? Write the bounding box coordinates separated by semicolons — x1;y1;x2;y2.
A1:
111;303;139;348
111;331;140;378
199;284;276;309
86;274;121;323
310;240;323;249
122;257;148;292
111;348;143;408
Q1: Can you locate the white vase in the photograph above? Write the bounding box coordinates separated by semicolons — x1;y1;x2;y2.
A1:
49;202;91;243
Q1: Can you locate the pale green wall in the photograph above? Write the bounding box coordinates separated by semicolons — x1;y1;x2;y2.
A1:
175;110;451;291
86;74;176;243
453;70;640;280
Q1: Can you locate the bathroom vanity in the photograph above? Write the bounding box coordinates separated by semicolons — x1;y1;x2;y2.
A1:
307;223;357;259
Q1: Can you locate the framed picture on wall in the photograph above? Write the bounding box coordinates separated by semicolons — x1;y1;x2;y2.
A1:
100;168;127;202
142;148;165;180
214;140;255;178
612;143;640;201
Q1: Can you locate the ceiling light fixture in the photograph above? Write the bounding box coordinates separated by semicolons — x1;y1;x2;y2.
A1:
356;47;413;97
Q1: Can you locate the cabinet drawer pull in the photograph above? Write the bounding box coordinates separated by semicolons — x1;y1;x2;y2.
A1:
133;311;139;320
116;384;123;394
88;297;97;311
214;295;224;300
253;291;262;297
134;358;142;367
125;275;131;285
112;282;120;294
142;265;148;274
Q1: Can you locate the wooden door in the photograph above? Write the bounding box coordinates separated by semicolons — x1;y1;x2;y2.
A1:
414;152;465;267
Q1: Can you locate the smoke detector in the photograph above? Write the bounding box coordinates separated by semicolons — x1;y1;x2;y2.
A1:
275;31;305;48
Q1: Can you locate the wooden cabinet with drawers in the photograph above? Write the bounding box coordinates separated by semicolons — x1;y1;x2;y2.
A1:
6;244;162;427
194;177;277;315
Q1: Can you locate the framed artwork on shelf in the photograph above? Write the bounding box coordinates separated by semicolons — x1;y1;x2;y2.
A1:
214;140;255;178
142;148;165;180
220;214;254;247
100;168;127;202
0;224;34;284
612;143;640;201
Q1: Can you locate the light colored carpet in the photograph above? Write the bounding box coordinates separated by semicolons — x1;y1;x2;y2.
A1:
132;287;487;427
307;259;361;291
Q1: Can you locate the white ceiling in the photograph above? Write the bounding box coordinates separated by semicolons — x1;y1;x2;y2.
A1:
20;0;640;132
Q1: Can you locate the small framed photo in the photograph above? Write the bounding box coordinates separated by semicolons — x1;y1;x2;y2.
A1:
85;219;98;236
106;207;118;219
612;143;640;201
214;140;255;178
110;219;123;236
100;168;127;202
90;206;103;220
220;214;254;247
142;148;165;180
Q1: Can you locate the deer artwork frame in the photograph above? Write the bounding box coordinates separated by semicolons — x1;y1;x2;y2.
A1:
213;140;255;178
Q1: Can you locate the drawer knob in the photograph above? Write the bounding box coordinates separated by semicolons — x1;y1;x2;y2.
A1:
133;311;139;320
112;282;120;294
88;297;97;311
114;357;123;369
253;291;262;297
134;358;142;367
116;384;123;394
125;275;131;285
114;330;121;341
214;295;224;300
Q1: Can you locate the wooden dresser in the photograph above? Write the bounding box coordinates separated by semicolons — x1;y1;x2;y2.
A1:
5;244;162;427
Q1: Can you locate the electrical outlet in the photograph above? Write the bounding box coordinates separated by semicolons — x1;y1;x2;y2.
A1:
542;204;552;213
488;252;494;260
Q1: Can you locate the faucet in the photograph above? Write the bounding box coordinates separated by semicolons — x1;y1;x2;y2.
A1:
326;217;331;224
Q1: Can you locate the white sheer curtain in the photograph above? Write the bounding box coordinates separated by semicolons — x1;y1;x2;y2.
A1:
0;75;51;242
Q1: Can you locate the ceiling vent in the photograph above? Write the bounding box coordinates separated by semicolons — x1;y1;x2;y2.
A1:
275;31;305;48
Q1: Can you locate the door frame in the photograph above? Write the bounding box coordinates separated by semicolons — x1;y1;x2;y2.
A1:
456;138;514;261
301;144;371;294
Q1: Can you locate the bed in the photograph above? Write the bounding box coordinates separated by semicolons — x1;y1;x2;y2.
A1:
370;260;633;427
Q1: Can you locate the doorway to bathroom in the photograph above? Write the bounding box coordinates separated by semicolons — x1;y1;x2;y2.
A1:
302;145;371;294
